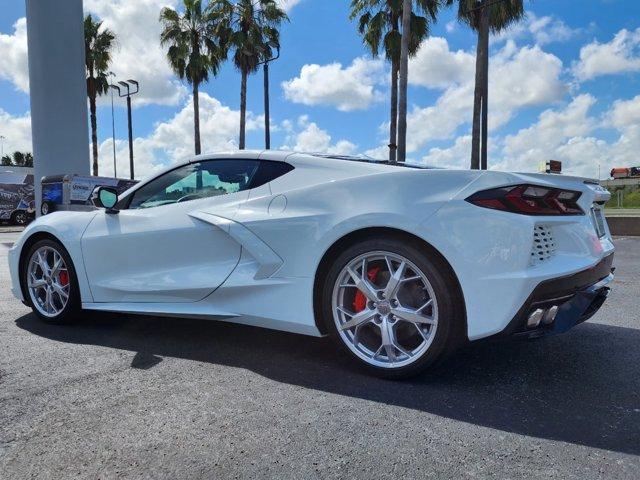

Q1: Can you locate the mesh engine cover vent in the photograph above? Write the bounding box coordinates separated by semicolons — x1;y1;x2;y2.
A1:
530;225;556;266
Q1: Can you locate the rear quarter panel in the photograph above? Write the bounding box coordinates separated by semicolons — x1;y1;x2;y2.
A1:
240;168;484;279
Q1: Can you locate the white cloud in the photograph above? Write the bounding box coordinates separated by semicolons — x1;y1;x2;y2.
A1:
409;37;475;88
85;0;187;107
97;93;262;179
609;94;640;130
493;13;578;46
418;92;640;178
499;94;597;170
280;116;357;155
573;28;640;81
0;18;29;93
277;0;303;11
605;95;640;168
0;2;188;106
490;42;566;125
0;108;33;155
528;15;576;46
421;135;472;169
404;38;566;153
282;57;385;111
363;144;391;160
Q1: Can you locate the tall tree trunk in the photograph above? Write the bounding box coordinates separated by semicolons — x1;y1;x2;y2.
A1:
89;87;99;176
239;69;248;150
389;14;400;163
397;0;412;163
389;60;399;162
193;81;201;155
480;5;489;170
471;1;489;170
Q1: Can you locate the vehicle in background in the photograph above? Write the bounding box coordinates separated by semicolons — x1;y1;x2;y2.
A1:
41;174;138;215
610;167;640;179
0;167;35;226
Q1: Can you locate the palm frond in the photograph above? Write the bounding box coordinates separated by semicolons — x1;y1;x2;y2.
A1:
159;0;228;85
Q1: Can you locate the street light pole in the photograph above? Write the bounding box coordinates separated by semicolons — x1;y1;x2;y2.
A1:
259;46;280;150
112;79;139;180
109;72;117;178
264;62;271;150
0;135;5;158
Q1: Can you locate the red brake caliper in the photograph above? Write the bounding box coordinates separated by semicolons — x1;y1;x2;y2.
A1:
353;267;380;312
58;271;69;287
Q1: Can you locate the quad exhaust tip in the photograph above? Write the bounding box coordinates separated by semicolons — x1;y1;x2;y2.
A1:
527;305;559;329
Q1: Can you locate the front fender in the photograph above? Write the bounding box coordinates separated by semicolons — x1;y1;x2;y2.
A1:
10;211;99;303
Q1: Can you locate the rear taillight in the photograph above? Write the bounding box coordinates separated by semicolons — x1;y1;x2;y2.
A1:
466;184;584;216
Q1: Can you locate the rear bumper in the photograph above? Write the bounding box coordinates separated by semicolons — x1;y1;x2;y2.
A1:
488;254;614;340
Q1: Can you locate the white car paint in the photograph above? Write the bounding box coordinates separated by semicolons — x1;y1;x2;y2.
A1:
8;150;614;340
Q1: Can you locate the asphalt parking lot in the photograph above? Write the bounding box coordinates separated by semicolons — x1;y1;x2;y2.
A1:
0;230;638;479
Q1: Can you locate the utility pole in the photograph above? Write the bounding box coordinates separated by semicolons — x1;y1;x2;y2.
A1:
0;135;5;158
112;79;139;180
259;46;280;150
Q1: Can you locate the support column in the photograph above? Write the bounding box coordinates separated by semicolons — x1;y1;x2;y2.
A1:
25;0;90;215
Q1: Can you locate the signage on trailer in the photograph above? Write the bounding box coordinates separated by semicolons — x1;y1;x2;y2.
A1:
0;171;35;225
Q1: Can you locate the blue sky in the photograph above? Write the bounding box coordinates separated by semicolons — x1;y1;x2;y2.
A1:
1;0;640;179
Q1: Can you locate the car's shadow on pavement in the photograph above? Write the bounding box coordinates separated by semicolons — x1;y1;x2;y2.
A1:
16;312;640;456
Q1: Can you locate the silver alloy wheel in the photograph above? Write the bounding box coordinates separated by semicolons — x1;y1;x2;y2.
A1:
331;251;438;369
27;246;71;318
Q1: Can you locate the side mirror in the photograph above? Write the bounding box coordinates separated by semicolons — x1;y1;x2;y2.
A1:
92;187;119;214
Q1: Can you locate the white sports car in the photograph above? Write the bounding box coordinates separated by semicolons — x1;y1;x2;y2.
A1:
8;151;615;378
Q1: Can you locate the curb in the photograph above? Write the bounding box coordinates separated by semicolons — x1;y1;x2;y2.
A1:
606;216;640;237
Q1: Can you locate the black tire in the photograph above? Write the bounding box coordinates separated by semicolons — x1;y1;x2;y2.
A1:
41;202;54;216
11;211;28;226
319;236;465;379
20;239;82;324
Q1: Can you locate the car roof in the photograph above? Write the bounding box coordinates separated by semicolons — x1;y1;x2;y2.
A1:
191;150;436;170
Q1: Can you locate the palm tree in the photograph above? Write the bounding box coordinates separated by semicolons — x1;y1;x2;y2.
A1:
350;0;437;162
85;15;115;177
212;0;288;150
161;0;225;155
397;0;414;163
447;0;524;169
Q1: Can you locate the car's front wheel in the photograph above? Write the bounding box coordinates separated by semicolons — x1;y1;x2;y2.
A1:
21;239;81;324
320;237;464;379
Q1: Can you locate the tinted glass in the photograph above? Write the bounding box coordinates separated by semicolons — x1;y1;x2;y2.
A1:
249;161;295;189
128;160;260;209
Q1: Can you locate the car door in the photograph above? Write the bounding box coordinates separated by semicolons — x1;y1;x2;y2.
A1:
81;159;261;304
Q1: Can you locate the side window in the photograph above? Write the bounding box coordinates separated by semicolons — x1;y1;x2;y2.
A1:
249;161;295;189
128;160;260;209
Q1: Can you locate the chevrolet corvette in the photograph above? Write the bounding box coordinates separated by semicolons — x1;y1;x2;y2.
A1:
8;151;615;377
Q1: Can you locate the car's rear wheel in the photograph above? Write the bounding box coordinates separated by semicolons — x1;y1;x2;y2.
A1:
41;202;53;216
320;237;464;379
21;239;81;324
